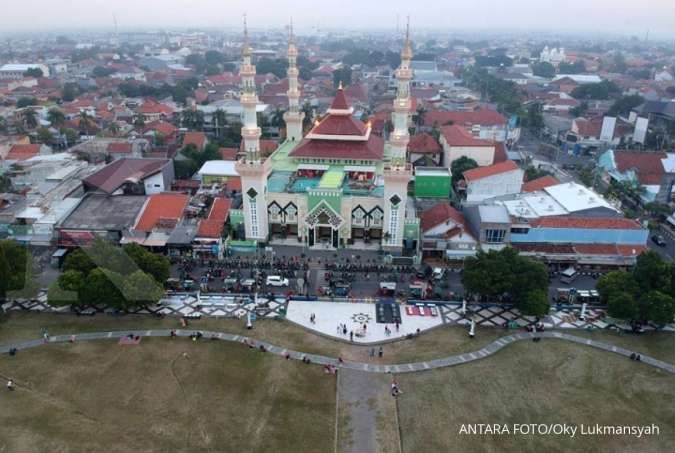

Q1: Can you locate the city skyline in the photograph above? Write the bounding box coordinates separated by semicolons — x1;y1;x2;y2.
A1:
1;0;675;39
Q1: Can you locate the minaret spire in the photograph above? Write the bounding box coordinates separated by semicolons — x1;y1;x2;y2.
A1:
389;16;413;167
283;16;304;141
240;14;261;162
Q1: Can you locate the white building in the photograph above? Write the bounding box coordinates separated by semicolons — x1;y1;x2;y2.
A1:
539;47;566;66
463;161;524;204
0;63;50;80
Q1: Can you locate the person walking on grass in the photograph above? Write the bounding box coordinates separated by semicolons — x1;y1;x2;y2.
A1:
7;380;14;391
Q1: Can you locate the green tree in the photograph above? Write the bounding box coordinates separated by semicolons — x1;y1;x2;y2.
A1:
642;291;675;326
597;271;639;304
37;126;54;144
63;248;97;275
23;67;43;78
522;102;544;134
133;113;146;128
0;245;9;301
21;108;38;129
332;67;353;88
122;270;164;307
450;156;478;182
61;83;79;102
17;97;38;108
607;292;639;321
122;243;170;283
92;66;116;77
47;108;66;127
57;269;86;293
531;61;555;78
558;61;586;74
633;251;671;294
108;122;120;136
60;127;78;146
80;268;125;308
524;166;552;182
519;289;550;316
571;80;621;100
0;174;12;192
607;95;644;117
47;281;79;307
570;101;589;118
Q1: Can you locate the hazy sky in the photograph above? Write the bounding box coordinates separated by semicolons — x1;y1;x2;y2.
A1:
2;0;675;38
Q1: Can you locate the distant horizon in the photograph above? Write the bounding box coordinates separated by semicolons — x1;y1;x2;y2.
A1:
1;0;675;41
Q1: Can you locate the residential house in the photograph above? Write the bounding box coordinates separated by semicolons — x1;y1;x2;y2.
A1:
439;125;499;167
82;158;174;195
408;133;442;167
420;202;477;259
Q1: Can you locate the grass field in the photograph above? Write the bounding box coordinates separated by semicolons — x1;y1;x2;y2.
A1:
1;313;674;452
396;340;675;453
0;339;336;453
0;312;508;364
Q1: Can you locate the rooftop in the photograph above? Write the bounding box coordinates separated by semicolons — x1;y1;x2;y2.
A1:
60;194;147;231
463;160;519;182
83;158;169;194
134;192;190;232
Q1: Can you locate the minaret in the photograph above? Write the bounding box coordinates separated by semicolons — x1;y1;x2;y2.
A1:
235;15;269;242
283;18;304;142
240;15;261;163
382;17;414;252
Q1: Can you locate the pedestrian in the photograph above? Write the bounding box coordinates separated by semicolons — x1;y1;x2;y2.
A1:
378;346;383;358
170;330;176;338
369;347;375;358
395;321;399;332
7;380;14;391
337;324;341;334
349;331;354;342
43;332;49;343
69;335;76;343
363;323;367;332
343;325;348;335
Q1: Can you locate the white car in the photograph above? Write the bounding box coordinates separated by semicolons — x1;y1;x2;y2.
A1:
266;275;290;287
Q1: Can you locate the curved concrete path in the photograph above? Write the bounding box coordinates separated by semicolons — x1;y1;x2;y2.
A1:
1;329;674;374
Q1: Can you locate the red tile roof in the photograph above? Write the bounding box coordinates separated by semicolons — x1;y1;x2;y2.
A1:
220;147;239;160
137;100;174;115
225;177;242;192
290;134;384;160
183;132;207;149
613;151;666;185
573;117;603;138
463;160;519;182
424;108;506;128
420;202;471;234
440;125;495;147
107;142;133;154
238;140;278;157
572;244;646;256
312;114;368;136
6;144;40;161
145;120;177;136
522;175;560;193
408;133;441;154
196;197;232;238
289;90;383;160
330;87;350;110
135;192;189;232
530;217;643;230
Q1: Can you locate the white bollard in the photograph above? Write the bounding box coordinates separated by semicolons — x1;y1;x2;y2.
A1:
461;300;467;315
246;311;252;329
580;303;587;321
469;319;475;338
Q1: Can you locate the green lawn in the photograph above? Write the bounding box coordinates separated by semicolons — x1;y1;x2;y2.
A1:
396;340;675;453
0;339;336;453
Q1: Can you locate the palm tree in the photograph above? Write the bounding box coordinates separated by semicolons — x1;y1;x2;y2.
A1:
301;102;314;133
212;109;227;138
270;107;285;129
22;108;38;129
133;113;146;128
107;122;120;136
78;111;91;133
414;105;427;130
47;108;65;127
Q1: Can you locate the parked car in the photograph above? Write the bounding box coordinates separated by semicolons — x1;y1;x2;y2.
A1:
651;234;667;247
266;275;290;287
432;267;445;280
